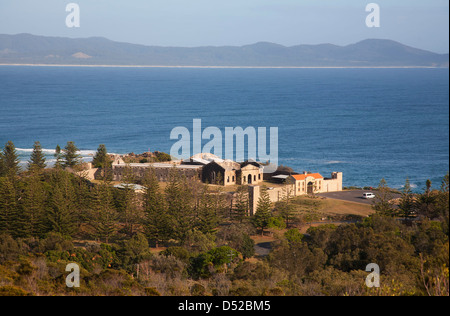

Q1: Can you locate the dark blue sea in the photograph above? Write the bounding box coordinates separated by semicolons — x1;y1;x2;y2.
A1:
0;66;448;191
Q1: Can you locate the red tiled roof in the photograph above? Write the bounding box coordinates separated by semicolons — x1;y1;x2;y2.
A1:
291;173;324;181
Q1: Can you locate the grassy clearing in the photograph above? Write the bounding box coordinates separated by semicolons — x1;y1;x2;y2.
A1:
288;195;374;221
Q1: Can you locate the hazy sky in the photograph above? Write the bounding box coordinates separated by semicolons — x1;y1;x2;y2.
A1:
0;0;448;53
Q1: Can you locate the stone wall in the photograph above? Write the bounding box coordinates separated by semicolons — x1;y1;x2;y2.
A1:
323;172;343;192
112;164;202;183
248;185;294;215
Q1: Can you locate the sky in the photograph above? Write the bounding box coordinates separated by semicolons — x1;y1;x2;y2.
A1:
0;0;448;53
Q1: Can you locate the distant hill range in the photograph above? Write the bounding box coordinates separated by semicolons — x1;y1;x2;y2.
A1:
0;33;448;67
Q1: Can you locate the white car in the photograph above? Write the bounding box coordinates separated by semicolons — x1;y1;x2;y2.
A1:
363;192;376;199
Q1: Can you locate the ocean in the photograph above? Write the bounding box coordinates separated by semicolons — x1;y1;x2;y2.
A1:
0;66;448;191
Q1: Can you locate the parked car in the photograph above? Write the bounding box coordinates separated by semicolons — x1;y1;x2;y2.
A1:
363;192;376;199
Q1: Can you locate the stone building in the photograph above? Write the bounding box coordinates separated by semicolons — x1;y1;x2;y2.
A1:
290;172;325;195
96;155;342;208
248;171;343;215
201;160;264;186
288;171;343;195
201;160;240;185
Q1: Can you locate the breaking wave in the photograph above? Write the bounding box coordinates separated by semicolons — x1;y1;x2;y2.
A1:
16;148;97;156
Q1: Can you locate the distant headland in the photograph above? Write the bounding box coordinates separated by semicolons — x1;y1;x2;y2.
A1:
0;34;448;68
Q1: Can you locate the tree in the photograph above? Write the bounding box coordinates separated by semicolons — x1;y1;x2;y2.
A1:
253;186;273;236
90;183;118;243
416;179;437;219
165;167;195;242
372;178;396;217
47;171;77;236
217;224;255;259
195;185;220;235
19;172;47;238
232;185;249;223
116;164;142;237
399;178;415;220
0;177;17;236
414;174;449;222
54;145;64;169
143;169;169;248
189;246;240;279
121;233;153;272
92;144;110;168
436;173;449;224
269;239;326;280
183;229;216;254
1;141;20;178
284;229;304;244
92;144;112;181
62;141;81;169
28;141;47;171
278;179;297;228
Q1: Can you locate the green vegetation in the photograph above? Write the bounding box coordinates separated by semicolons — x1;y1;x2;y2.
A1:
92;144;112;169
62;141;81;169
122;151;172;164
28;141;47;171
0;141;448;296
253;186;272;236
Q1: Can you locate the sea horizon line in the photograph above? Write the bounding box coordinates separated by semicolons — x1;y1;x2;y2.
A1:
0;63;447;69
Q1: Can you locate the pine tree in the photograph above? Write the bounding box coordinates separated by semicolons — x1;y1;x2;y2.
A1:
279;180;297;228
232;185;249;223
28;141;47;171
92;144;112;181
416;179;436;219
165;167;194;242
47;171;76;236
117;164;142;237
1;141;20;178
54;145;64;169
90;183;118;243
62;141;81;169
253;186;273;236
196;185;219;235
19;172;48;238
92;144;111;168
0;177;17;236
143;169;168;247
399;178;415;220
72;173;92;229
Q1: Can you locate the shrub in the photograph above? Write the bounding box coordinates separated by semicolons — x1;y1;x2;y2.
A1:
268;216;286;230
0;285;33;296
145;287;161;296
284;229;303;244
190;283;207;296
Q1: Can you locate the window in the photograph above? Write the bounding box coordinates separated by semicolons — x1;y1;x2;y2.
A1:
232;176;235;182
227;176;230;183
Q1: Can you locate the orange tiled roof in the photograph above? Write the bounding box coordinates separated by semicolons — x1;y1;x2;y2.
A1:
291;173;324;181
